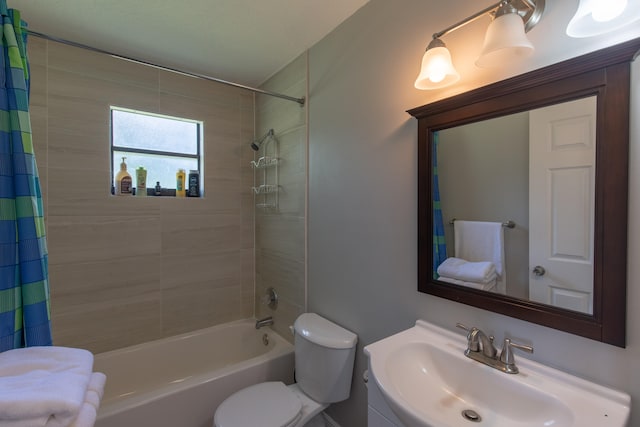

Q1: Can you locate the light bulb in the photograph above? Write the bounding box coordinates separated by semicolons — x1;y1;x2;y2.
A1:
567;0;640;37
592;0;627;22
426;54;449;83
414;40;460;90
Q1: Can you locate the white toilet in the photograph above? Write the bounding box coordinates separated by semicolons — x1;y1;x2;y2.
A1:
214;313;358;427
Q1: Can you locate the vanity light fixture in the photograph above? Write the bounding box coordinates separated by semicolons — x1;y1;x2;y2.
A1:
414;38;460;90
566;0;640;38
414;0;545;90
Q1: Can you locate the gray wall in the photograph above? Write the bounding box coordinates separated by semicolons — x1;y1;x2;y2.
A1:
307;1;640;426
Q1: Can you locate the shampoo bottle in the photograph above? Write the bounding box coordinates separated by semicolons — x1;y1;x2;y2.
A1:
115;157;132;196
187;169;200;197
136;166;147;197
176;169;186;197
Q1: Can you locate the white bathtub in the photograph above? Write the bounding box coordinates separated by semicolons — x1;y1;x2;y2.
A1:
93;319;294;427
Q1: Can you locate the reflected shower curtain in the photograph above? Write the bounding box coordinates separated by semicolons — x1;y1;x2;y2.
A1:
0;1;52;351
432;132;447;279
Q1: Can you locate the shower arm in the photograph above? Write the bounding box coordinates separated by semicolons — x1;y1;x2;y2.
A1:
251;129;275;151
256;129;274;145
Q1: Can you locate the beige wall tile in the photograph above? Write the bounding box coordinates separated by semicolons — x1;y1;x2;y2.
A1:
161;213;241;255
47;42;159;90
30;38;256;352
160;252;244;335
162;283;243;336
256;251;305;301
159;71;244;103
47;216;162;265
255;52;308;342
256;80;307;135
48;66;160;113
256;215;305;260
52;296;163;354
241;248;255;318
275;128;307;216
50;252;159;300
28;36;307;353
28;37;47;68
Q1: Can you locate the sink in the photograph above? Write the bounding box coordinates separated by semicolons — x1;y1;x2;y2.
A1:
364;320;630;427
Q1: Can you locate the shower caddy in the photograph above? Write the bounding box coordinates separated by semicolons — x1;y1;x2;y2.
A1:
250;129;279;209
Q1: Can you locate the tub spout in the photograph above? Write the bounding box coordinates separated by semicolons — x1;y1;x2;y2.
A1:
255;316;274;329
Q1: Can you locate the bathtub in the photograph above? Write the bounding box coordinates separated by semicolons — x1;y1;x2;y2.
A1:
93;319;294;427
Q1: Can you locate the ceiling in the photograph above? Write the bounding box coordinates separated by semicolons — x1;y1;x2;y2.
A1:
14;0;370;87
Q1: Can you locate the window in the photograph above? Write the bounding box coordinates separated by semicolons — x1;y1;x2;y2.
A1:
110;107;203;195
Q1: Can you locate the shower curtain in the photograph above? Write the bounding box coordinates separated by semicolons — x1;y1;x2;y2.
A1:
0;1;52;351
432;132;447;278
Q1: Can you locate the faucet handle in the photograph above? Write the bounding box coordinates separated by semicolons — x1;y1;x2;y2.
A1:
499;338;534;369
456;323;481;352
455;322;471;332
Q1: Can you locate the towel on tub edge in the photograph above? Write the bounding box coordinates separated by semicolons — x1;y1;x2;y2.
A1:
0;346;105;427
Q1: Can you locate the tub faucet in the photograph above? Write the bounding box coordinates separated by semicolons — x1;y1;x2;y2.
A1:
255;316;274;329
456;323;533;374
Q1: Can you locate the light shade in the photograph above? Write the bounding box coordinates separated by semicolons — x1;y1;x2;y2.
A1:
567;0;640;37
414;39;460;90
476;12;534;68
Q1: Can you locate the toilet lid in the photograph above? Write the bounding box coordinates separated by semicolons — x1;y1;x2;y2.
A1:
215;382;302;427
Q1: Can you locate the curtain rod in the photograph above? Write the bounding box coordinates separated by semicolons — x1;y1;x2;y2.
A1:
26;29;306;106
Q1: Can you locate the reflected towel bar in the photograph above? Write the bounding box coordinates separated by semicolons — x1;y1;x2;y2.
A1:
449;219;515;229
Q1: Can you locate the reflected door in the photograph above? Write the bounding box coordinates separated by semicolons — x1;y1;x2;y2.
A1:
528;97;596;314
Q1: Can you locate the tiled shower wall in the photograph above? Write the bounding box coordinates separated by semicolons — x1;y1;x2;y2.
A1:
28;37;256;354
255;54;308;341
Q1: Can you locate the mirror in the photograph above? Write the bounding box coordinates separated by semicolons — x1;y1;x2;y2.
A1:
436;95;597;314
408;38;640;347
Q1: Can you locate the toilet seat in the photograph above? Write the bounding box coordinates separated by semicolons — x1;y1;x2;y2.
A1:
214;382;302;427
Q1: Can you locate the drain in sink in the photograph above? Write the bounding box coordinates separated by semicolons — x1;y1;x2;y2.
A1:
461;409;482;422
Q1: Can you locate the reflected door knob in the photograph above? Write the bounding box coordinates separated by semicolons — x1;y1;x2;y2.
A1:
533;266;546;276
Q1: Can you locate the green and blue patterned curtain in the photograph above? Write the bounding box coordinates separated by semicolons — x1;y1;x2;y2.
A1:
0;1;52;352
432;132;447;279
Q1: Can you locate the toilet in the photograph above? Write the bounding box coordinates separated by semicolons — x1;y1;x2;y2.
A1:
214;313;358;427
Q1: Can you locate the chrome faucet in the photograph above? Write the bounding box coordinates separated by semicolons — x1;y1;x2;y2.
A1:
255;316;274;329
456;323;533;374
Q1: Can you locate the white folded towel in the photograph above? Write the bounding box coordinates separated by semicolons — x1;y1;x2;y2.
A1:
453;220;506;293
437;257;497;283
69;402;96;427
439;276;498;292
61;372;106;427
84;372;107;411
0;346;94;427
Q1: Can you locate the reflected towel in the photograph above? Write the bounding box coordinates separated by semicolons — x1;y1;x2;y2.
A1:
437;257;497;283
454;220;506;293
439;276;498;292
0;346;94;427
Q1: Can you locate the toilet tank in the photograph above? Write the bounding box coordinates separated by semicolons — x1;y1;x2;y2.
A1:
293;313;357;403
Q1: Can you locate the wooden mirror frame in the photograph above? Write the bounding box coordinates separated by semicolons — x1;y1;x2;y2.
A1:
408;38;640;347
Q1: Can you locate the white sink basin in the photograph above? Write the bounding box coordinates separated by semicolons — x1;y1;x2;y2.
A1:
364;320;630;427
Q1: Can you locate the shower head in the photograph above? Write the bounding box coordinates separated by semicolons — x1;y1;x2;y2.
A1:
250;129;274;151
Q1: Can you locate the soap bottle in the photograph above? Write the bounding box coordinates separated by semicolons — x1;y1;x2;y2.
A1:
115;157;132;196
176;169;186;197
136;167;147;197
187;169;200;197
